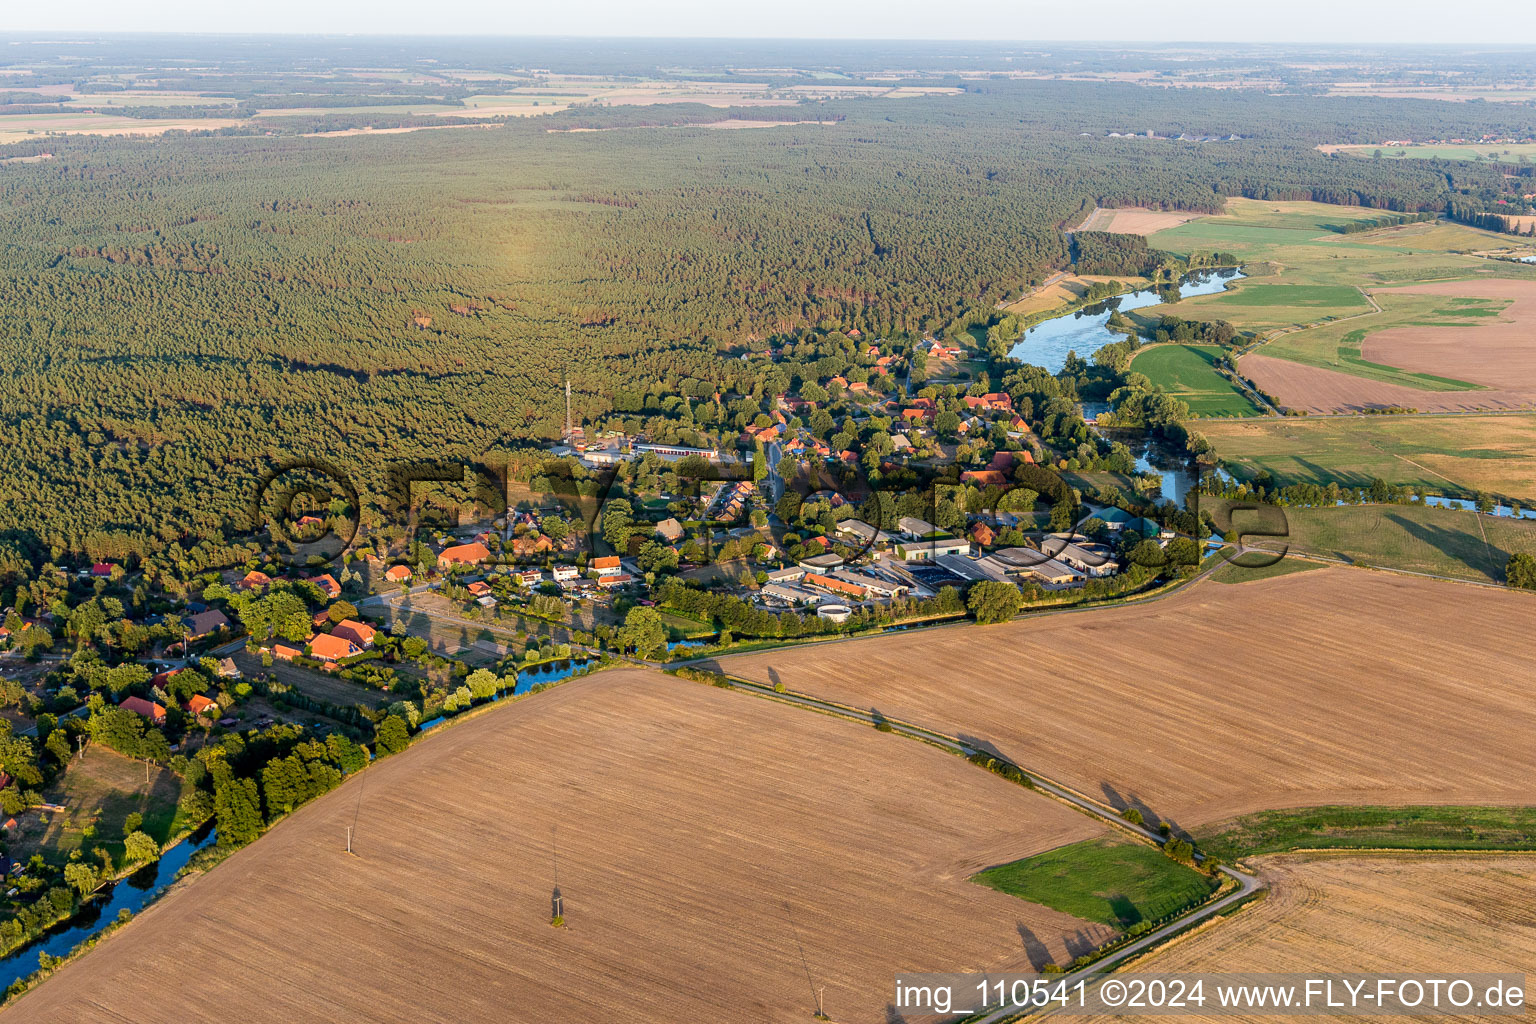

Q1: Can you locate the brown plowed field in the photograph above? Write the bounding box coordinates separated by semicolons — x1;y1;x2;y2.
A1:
719;569;1536;827
1239;353;1535;414
4;669;1110;1024
1362;279;1536;395
1241;278;1536;413
1081;852;1536;1024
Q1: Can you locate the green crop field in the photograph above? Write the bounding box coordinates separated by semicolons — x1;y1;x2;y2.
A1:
1209;283;1371;308
1129;344;1262;417
1198;413;1536;502
1217;501;1536;583
974;839;1216;929
1197;805;1536;861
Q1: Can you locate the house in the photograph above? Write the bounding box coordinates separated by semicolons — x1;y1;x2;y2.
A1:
216;657;240;678
592;555;623;577
467;581;492;597
900;408;927;425
439;542;491;568
149;668;181;690
311;574;341;599
91;562;114;578
273;644;301;662
981;392;1014;412
891;433;912;452
240;570;272;591
596;573;635;589
184;694;219;717
332;619;378;648
120;696;166;725
969;522;996;547
515;569;543;587
184;609;231;639
960;470;1009;487
309;634;362;662
828;375;849;390
311;609;331;630
512;533;554;557
655;518;685;543
384;565;412;583
551;564;580;582
848;381;869;393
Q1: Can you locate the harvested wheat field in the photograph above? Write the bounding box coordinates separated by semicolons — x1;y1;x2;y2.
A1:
1082;853;1536;1024
718;568;1536;828
1239;353;1535;413
4;669;1112;1024
1076;207;1207;235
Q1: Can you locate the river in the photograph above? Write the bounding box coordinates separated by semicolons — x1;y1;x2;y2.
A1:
0;820;217;990
416;657;594;733
1009;268;1245;373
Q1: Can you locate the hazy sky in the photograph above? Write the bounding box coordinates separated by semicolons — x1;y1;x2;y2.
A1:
4;0;1535;44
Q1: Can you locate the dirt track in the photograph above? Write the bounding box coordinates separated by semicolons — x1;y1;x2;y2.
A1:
3;669;1109;1024
719;568;1536;827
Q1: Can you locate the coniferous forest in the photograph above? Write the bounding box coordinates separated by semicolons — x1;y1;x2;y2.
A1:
0;67;1531;573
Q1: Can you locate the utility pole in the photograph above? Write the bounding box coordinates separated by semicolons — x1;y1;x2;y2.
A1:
345;824;354;855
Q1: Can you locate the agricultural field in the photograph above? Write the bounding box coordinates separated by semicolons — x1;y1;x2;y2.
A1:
1196;413;1536;503
719;567;1536;827
4;669;1118;1023
1081;853;1536;1024
1074;207;1205;235
974;839;1217;929
1229;502;1536;584
1127;344;1262;417
1143;201;1536;412
1327;142;1536;161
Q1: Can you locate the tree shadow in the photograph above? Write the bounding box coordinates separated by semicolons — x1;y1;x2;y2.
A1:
1386;512;1507;576
1100;782;1160;828
1016;922;1055;970
1108;893;1143;927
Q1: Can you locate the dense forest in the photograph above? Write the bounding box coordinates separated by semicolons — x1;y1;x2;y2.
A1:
0;77;1526;572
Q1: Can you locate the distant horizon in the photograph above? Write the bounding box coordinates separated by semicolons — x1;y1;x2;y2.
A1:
3;0;1535;47
4;32;1536;48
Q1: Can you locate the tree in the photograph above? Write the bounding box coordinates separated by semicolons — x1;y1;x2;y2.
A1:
215;777;263;847
326;600;358;624
618;606;666;658
1129;539;1167;568
1506;552;1536;590
64;861;98;896
1048;497;1077;532
124;830;160;864
123;812;143;836
376;715;411;756
966;581;1023;624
